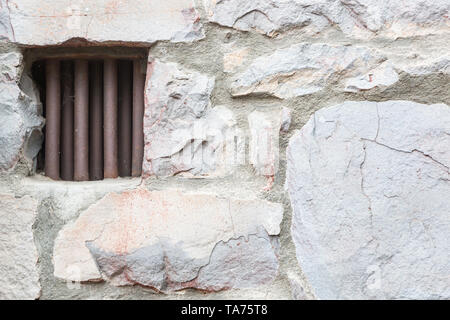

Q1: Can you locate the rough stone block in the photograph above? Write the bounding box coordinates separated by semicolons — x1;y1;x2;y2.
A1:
207;0;450;39
287;100;450;299
3;0;203;45
53;189;283;292
143;59;238;177
0;193;40;299
231;43;388;98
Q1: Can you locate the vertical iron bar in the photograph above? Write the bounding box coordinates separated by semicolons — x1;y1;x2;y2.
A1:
89;61;104;180
118;60;132;177
45;59;61;180
103;59;118;178
131;60;145;177
74;59;89;181
60;60;74;181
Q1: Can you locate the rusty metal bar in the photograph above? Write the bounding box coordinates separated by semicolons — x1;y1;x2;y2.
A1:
131;60;145;177
103;59;118;178
60;61;74;181
30;50;147;62
74;59;89;181
118;60;132;177
89;61;104;180
44;59;61;180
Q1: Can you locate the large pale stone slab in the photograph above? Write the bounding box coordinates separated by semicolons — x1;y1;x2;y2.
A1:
231;43;388;98
207;0;450;39
144;59;238;177
4;0;203;45
0;194;40;299
53;189;283;292
286;100;450;299
0;49;43;171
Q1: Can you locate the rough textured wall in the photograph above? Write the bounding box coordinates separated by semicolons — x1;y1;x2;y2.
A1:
0;0;449;299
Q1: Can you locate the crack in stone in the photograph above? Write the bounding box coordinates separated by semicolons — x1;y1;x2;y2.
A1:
362;138;449;172
375;103;380;141
358;121;449;236
341;2;376;33
227;198;236;236
181;231;272;288
359;142;374;229
5;0;16;41
232;9;274;29
81;205;275;291
360;105;449;172
85;15;94;38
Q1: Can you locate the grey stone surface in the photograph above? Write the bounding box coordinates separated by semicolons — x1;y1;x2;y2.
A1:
0;193;40;299
53;189;283;292
231;43;387;98
207;0;450;38
0;49;43;172
0;0;14;41
194;233;279;291
3;0;203;45
143;59;238;177
287;100;450;299
398;56;450;76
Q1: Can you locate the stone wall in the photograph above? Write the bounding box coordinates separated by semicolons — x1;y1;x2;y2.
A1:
0;0;449;299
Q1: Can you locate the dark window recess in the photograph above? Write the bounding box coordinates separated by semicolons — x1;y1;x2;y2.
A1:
33;58;146;181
